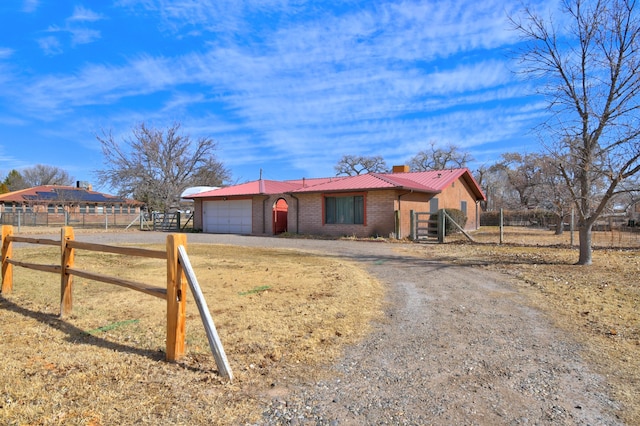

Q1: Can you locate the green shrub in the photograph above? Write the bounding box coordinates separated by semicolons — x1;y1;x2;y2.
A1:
436;208;467;235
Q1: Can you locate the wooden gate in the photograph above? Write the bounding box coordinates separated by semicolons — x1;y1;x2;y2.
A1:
411;210;474;243
412;211;438;240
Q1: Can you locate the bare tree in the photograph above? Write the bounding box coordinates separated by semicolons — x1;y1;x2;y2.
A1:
512;0;640;264
409;142;472;171
95;122;231;212
533;155;576;235
476;164;522;210
498;153;544;208
334;155;388;176
22;164;74;187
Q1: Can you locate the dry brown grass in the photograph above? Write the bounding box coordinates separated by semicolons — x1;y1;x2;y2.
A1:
2;226;639;424
401;226;640;424
0;243;384;425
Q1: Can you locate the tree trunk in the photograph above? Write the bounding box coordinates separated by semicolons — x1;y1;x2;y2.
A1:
577;223;593;265
555;215;564;235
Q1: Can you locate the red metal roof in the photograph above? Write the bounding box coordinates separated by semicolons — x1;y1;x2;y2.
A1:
187;179;303;198
187;168;486;201
293;168;485;200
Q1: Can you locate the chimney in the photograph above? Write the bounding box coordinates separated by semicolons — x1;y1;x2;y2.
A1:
392;165;410;173
76;181;92;190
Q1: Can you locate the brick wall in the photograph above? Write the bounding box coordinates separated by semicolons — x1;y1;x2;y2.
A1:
297;190;398;238
252;194;298;235
193;199;203;230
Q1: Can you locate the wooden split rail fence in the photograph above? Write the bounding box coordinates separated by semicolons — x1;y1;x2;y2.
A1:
0;225;232;380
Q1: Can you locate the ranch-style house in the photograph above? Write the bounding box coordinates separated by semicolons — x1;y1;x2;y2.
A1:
0;183;142;218
186;166;486;238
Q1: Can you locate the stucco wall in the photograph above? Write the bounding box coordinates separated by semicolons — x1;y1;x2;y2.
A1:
436;177;481;229
392;176;481;238
395;192;433;239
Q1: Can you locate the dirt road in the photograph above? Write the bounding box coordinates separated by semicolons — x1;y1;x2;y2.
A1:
76;232;622;425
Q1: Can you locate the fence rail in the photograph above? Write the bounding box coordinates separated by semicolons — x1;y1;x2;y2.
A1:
0;225;232;379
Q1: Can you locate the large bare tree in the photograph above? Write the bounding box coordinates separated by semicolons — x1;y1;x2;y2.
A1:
512;0;640;264
334;155;388;176
95;122;231;212
408;142;473;171
498;152;544;208
22;164;74;187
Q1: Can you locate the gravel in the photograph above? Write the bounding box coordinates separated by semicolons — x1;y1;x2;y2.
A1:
74;231;623;425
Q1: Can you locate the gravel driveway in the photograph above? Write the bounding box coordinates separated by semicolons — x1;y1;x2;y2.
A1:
75;231;622;425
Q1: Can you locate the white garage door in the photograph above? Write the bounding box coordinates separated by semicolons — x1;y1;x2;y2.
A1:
203;200;252;234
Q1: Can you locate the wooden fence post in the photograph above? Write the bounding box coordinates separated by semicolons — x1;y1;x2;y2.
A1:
166;233;187;361
1;225;13;294
60;226;75;318
410;210;415;240
499;208;504;244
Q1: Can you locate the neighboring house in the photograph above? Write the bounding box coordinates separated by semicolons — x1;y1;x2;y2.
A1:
187;167;486;238
0;184;142;215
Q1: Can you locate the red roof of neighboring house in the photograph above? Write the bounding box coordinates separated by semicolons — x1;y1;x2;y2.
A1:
187;169;486;201
0;185;140;204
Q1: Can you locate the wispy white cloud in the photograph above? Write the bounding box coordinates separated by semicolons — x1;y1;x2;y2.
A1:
35;6;103;54
68;5;104;22
3;0;548;179
37;36;63;56
22;0;39;13
69;28;102;45
0;48;14;59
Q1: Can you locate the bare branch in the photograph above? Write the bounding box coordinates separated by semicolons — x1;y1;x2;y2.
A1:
95;122;230;212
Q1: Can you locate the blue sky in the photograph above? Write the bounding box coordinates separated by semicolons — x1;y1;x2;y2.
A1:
0;0;551;190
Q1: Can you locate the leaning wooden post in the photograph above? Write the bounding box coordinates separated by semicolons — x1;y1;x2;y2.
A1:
166;233;187;361
60;226;75;318
178;245;233;380
1;225;14;294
